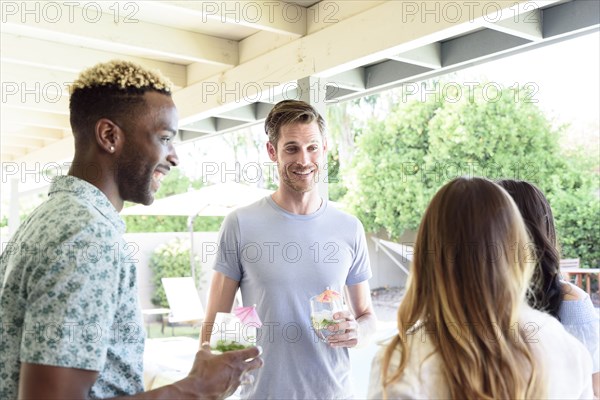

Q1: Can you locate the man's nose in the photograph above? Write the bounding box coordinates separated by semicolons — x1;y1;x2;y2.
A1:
296;149;311;166
167;144;179;167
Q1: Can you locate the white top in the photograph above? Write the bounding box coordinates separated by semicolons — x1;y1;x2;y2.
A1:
368;307;593;399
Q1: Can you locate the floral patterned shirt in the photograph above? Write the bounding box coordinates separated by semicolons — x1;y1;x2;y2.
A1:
0;176;145;399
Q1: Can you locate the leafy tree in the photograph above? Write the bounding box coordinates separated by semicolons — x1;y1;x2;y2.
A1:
347;84;599;267
326;95;383;203
346;99;439;235
326;148;347;202
545;154;599;267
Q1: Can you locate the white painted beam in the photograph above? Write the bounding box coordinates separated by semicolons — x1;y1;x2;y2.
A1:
186;63;230;86
179;130;213;142
182;118;218;133
326;68;366;91
3;94;69;115
391;43;442;69
0;136;44;150
307;1;385;35
326;87;360;102
0;33;187;88
165;1;306;36
268;87;300;105
2;8;238;66
176;0;555;123
310;0;544;77
1;62;75;97
219;105;258;122
1;110;70;131
14;135;74;164
1;153;15;162
441;29;531;67
1;127;65;141
239;31;298;64
216;118;247;131
485;9;543;41
1;146;27;157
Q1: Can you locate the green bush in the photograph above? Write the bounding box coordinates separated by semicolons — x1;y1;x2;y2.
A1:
123;168;225;233
347;83;599;267
124;215;224;233
149;238;202;308
327;149;348;202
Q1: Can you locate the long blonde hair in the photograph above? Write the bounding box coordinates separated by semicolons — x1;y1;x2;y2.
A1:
382;177;545;399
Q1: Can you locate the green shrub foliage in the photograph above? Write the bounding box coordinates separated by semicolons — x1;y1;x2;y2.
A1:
149;238;202;308
347;85;599;267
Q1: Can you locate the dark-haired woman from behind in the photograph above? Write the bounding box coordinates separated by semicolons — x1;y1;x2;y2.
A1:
497;179;599;397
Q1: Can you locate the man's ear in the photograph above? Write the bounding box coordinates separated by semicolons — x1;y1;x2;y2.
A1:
95;118;121;154
266;141;277;162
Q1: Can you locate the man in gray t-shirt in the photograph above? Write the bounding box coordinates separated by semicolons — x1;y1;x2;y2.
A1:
202;100;377;399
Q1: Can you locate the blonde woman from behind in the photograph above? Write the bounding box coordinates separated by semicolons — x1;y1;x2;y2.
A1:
367;177;593;399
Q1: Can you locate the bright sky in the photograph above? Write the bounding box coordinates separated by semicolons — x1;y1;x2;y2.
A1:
461;32;599;130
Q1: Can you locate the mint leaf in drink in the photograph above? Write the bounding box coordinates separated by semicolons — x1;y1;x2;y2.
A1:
312;318;336;330
214;339;248;352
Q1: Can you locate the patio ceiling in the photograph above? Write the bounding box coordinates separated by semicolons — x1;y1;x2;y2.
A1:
1;0;598;165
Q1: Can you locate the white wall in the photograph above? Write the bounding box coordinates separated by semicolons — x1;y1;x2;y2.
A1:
124;230;417;311
366;231;417;290
123;232;219;310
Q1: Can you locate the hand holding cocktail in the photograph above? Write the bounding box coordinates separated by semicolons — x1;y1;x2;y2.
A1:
310;287;345;342
324;308;361;347
210;305;262;387
310;287;361;347
193;343;262;396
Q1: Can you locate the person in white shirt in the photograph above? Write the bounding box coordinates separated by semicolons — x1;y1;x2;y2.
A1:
368;177;593;399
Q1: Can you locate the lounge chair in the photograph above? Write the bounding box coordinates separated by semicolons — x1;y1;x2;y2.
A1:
161;277;205;335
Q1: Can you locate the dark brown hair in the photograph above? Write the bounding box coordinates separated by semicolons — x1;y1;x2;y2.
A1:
496;179;562;318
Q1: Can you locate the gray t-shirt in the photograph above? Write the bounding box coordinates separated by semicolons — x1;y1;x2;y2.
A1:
0;176;145;399
214;196;372;399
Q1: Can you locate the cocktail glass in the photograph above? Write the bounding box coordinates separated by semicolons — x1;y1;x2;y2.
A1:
210;312;256;386
310;293;345;342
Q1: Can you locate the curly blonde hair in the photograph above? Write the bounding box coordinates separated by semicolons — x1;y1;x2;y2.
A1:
70;60;172;94
69;60;173;140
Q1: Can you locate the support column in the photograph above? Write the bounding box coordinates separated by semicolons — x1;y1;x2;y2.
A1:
296;76;329;200
9;178;19;236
